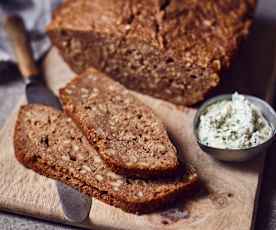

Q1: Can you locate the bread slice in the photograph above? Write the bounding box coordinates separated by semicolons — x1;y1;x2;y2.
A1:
59;68;180;179
47;0;255;105
14;104;199;214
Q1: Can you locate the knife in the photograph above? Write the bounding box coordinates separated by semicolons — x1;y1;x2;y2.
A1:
4;15;92;223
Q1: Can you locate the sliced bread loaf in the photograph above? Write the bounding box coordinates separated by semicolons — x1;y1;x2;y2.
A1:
59;68;180;179
14;104;198;214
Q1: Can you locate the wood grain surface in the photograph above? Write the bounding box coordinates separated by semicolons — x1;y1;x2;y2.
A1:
0;48;268;230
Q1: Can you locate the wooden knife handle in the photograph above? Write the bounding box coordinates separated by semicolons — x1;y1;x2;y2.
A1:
4;15;39;80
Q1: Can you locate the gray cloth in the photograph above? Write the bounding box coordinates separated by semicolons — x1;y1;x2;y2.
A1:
0;0;62;62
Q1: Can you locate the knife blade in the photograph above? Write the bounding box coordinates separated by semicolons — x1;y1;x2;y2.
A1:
5;15;92;223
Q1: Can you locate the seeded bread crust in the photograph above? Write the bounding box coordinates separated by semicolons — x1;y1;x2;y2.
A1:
59;68;180;179
14;104;199;214
48;0;256;106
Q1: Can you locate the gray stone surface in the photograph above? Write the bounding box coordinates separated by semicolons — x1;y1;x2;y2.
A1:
0;0;276;229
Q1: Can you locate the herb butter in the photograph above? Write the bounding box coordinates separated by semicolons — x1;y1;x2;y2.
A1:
198;93;273;149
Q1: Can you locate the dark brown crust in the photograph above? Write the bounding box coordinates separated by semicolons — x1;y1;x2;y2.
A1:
14;153;198;214
59;69;181;179
13;105;199;214
47;0;256;106
96;153;183;179
16;151;199;214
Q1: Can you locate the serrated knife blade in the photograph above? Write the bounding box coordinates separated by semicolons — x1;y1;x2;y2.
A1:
5;15;92;223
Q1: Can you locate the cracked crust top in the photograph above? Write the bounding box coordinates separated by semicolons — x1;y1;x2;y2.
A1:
49;0;256;70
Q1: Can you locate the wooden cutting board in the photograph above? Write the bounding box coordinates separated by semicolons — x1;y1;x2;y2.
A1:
0;48;271;230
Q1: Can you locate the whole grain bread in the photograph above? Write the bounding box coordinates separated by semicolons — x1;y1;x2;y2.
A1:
14;104;198;214
59;68;180;179
48;0;255;105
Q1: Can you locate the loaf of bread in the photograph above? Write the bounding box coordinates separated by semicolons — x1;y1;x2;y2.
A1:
59;68;180;179
14;104;199;214
48;0;255;105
